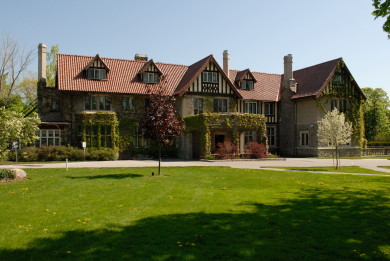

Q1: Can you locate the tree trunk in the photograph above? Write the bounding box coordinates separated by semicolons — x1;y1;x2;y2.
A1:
158;144;162;175
335;145;339;170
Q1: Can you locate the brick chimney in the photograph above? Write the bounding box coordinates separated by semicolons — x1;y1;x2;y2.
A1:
223;50;229;78
283;54;297;92
38;43;47;87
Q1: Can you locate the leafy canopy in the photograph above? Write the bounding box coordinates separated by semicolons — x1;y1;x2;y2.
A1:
372;0;390;38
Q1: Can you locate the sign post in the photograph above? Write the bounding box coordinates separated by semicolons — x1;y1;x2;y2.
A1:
82;142;86;160
12;141;18;162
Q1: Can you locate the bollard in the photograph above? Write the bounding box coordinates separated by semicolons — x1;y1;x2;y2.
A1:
66;158;68;170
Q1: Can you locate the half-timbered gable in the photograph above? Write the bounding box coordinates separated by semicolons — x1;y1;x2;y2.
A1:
137;59;163;84
84;54;110;80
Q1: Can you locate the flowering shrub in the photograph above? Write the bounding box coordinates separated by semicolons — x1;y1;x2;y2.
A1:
244;142;267;158
215;141;238;159
267;153;280;158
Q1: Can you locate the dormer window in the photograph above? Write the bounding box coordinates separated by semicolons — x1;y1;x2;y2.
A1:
87;68;107;80
202;72;218;83
240;80;254;90
143;72;159;84
333;73;345;84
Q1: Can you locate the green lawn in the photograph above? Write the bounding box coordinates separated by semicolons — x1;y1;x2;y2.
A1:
265;166;390;174
0;167;389;260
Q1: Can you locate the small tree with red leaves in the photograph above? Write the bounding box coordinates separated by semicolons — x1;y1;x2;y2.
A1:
140;75;185;175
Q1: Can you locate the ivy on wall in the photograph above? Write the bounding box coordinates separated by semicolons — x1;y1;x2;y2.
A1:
184;112;267;158
316;62;366;148
80;112;119;149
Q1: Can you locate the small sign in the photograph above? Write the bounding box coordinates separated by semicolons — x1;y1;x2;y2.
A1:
82;142;86;148
12;141;18;149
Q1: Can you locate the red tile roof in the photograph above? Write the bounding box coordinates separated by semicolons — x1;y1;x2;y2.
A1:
57;54;187;95
229;71;281;101
57;53;354;102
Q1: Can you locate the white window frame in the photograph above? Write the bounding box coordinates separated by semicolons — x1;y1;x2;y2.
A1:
36;129;61;147
300;131;309;147
202;71;218;83
88;68;107;80
85;95;111;111
245;102;258;114
266;126;276;147
193;98;204;115
143;72;159;84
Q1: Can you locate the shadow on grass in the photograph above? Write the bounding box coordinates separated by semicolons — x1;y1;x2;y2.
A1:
1;188;389;260
66;173;143;180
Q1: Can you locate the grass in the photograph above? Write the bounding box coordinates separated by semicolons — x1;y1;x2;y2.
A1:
0;167;389;260
379;166;390;169
265;166;390;174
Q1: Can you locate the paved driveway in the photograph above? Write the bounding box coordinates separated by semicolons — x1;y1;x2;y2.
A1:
1;158;390;174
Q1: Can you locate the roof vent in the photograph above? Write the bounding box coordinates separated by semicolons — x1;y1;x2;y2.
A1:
134;54;148;61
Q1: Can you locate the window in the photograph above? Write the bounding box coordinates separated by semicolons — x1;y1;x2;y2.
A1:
122;97;134;112
266;127;276;147
85;95;111;111
300;131;309;147
50;98;58;112
133;125;148;148
202;71;218;83
87;68;107;80
333;73;345;84
100;126;112;147
244;131;256;145
36;130;61;147
245;102;258;114
143;72;159;83
240;80;254;90
331;99;347;113
213;99;228;112
86;125;99;148
265;103;275;116
193;98;203;114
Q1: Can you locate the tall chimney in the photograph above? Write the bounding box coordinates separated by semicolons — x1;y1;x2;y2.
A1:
283;54;296;92
38;43;47;86
223;50;229;78
283;54;293;80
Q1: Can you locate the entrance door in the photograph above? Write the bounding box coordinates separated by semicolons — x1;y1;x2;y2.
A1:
214;135;225;151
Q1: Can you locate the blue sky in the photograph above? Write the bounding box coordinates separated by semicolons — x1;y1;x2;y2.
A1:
1;0;389;93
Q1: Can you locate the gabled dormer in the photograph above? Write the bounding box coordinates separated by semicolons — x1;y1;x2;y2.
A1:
84;54;110;80
138;59;162;84
235;69;257;91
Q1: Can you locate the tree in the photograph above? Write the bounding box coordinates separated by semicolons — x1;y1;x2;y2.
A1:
17;71;37;105
0;34;34;106
46;44;59;87
372;0;390;38
0;107;41;160
318;109;353;169
140;76;185;175
362;87;390;142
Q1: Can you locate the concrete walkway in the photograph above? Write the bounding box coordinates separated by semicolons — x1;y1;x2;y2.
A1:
1;158;390;176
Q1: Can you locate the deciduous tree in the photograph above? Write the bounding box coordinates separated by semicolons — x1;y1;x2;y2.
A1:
140;76;185;175
46;44;59;87
362;87;390;141
0;107;40;160
318;109;353;169
372;0;390;38
0;34;34;106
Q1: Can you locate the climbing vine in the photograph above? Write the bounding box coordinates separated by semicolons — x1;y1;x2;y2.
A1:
184;113;267;157
316;63;366;148
80;111;119;149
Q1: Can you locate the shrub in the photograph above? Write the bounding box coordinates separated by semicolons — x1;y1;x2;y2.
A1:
87;148;118;161
244;142;268;159
0;169;15;180
215;141;238;159
204;155;216;160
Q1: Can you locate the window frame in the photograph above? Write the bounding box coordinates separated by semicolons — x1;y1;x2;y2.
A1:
193;97;204;115
122;97;134;112
213;98;228;113
85;95;111;111
266;126;276;147
87;68;107;80
265;103;275;116
244;102;258;114
244;131;257;145
299;131;309;147
241;80;254;90
143;72;159;84
35;129;61;147
202;71;218;83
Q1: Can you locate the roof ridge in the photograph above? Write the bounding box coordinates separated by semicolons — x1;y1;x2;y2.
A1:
229;69;282;76
294;57;342;73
